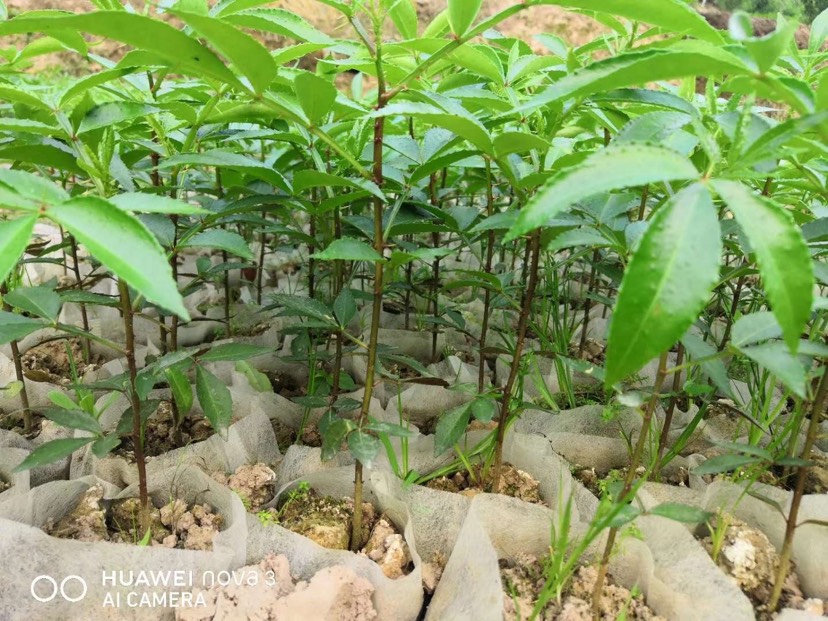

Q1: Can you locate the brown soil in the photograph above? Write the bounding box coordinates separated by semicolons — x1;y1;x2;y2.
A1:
701;515;826;619
20;337;100;384
45;484;222;550
501;557;664;621
271;418;323;452
426;463;544;505
0;477;11;493
258;487;413;579
213;463;277;513
176;553;378;621
268;371;304;399
116;400;216;459
698;5;811;49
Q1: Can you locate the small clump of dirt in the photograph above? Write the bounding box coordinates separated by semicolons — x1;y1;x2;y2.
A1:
426;463;544;505
701;515;825;619
501;556;664;621
117;400;216;459
176;553;378;621
257;486;413;579
570;338;605;365
45;484;222;550
213;463;277;513
20;338;100;384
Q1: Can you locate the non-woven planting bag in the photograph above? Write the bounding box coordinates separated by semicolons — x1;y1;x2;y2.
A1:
0;467;246;621
0;428;70;486
696;479;828;599
246;464;424;621
427;493;753;621
0;445;30;501
73;399;281;488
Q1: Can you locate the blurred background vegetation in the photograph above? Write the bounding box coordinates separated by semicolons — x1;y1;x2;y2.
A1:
710;0;826;22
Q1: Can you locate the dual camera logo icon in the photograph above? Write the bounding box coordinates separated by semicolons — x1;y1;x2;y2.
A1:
30;575;87;603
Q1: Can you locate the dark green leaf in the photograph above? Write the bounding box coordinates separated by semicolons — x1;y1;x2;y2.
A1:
693;454;763;476
0;311;44;344
199;343;270;362
0;216;37;287
434;403;471;456
4;286;61;322
348;430;380;467
196;365;233;434
648;502;712;524
14;437;95;471
42;407;102;434
166;366;193;415
312;238;383;262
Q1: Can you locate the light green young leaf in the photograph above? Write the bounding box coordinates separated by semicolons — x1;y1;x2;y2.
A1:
712;180;813;353
448;0;483;37
384;0;417;39
196;365;233;434
605;184;721;388
333;287;356;327
182;229;253;260
729;11;798;74
48;197;188;320
234;360;272;393
312;238;383;262
680;332;732;398
224;8;334;44
0;12;240;88
507;144;699;241
0;215;37;286
4;286;61;322
173;9;278;93
810;7;828;52
14;437;95;472
0;311;44;344
294;72;337;124
0;170;69;204
42;407;102;434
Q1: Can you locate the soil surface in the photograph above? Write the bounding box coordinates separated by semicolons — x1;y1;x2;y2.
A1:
701;515;826;619
117;400;216;459
501;556;664;621
21;337;100;384
46;484;222;550
575;466;689;498
176;553;378;621
0;477;11;493
427;463;544;504
213;463;277;513
258;487;413;579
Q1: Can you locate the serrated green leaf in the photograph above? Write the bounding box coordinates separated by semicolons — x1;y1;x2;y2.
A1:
0;11;240;87
48;197;188;320
434;403;471;456
680;332;732;398
713;180;813;353
364;420;418;437
605;184;721;387
731;312;783;348
693;453;762;476
166;366;193;415
158;150;290;193
448;0;482;37
321;418;353;461
199;343;270;362
269;293;334;323
649;502;712;524
78;102;157;134
42;407;102;434
312;238;383;262
333;287;356;327
507;144;699;241
196;365;233;435
182;229;253;260
4;286;61;322
348;430;380;467
739;342;807;398
174;9;277;93
0;216;37;287
0;311;44;344
470;397;496;423
14;437;95;472
109;193;208;215
91;434;121;458
294;72;336;124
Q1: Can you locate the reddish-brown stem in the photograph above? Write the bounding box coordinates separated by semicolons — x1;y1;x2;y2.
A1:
119;279;151;533
655;343;685;477
1;282;31;433
491;230;542;492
